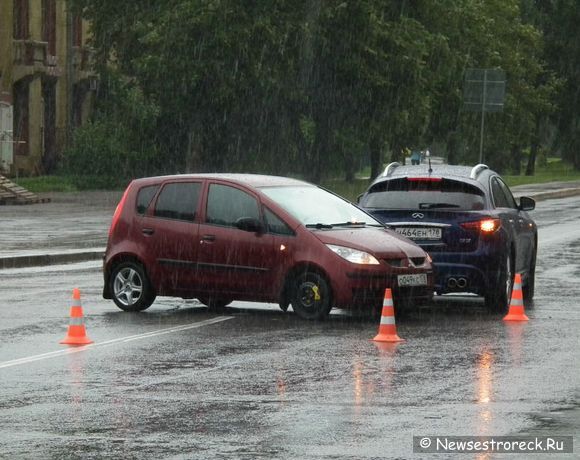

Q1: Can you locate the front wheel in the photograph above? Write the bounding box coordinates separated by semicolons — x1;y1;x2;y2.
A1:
485;252;513;314
291;272;332;320
110;261;156;312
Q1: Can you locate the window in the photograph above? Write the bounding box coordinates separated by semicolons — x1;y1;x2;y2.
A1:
491;178;511;208
154;182;200;222
206;184;260;227
136;185;159;215
264;207;294;236
13;79;29;156
13;0;29;40
41;0;56;55
363;178;486;211
72;14;83;47
496;178;517;209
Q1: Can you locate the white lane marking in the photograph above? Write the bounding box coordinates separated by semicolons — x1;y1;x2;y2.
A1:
0;316;233;369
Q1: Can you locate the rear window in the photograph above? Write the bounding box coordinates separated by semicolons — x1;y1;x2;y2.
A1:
363;178;485;211
136;185;159;215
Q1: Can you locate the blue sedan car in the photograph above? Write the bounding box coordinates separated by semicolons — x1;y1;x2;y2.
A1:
358;162;537;313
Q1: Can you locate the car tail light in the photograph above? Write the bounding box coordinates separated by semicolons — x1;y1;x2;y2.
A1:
460;218;501;233
108;184;131;237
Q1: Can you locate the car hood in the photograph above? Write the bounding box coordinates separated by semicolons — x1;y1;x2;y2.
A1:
310;227;428;259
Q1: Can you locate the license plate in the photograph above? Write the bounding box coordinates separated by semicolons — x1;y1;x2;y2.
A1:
397;273;428;287
395;227;442;240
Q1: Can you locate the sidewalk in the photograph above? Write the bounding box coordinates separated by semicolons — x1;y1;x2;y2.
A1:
0;190;121;269
1;181;580;269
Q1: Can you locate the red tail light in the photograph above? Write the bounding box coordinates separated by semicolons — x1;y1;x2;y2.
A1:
108;185;131;237
460;218;501;233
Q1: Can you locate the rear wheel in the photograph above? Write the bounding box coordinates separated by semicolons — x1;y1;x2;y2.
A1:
485;252;513;314
110;261;156;312
291;272;332;320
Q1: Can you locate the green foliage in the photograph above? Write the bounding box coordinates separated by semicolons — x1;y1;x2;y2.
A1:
63;69;161;179
67;0;571;182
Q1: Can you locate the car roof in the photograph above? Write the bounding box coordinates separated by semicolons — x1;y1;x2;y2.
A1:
131;173;311;189
371;163;493;187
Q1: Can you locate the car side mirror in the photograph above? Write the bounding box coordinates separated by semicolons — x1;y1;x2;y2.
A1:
356;193;364;204
235;217;264;233
518;196;535;211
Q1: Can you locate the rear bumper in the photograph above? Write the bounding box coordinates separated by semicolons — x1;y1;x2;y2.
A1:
432;251;502;295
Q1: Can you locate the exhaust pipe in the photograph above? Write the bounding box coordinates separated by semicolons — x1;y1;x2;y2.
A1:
457;278;467;289
447;278;457;288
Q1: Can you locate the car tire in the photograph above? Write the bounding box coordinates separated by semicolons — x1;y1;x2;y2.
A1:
485;251;513;314
523;250;536;304
291;272;332;320
110;261;156;312
198;296;233;310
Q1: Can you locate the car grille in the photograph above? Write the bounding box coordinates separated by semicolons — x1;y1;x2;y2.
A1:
382;257;426;267
410;257;426;266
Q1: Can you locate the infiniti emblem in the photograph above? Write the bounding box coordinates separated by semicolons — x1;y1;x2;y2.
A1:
412;213;424;219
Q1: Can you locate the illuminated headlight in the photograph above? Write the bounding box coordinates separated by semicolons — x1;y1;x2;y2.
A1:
326;244;380;265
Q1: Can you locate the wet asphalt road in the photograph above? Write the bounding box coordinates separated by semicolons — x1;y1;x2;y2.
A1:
1;196;580;459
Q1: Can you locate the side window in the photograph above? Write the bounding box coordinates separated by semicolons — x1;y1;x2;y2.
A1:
264;207;294;236
153;182;201;222
136;185;159;215
497;179;517;209
491;178;510;208
206;184;260;227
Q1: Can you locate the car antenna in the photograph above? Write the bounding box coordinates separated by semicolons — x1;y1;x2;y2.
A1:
426;149;433;174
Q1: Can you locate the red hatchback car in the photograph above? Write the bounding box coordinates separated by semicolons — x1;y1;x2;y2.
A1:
103;174;434;319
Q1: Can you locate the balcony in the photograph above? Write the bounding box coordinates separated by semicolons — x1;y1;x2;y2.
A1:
13;40;62;78
13;40;48;66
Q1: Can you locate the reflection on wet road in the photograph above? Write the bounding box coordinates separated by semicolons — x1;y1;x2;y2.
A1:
1;197;579;458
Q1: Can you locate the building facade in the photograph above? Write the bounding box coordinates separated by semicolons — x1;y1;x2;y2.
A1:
0;0;96;176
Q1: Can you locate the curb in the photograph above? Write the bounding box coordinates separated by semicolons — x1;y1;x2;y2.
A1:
518;188;580;201
0;250;104;270
1;187;579;270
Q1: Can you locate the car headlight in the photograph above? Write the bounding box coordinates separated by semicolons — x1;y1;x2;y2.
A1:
326;244;380;265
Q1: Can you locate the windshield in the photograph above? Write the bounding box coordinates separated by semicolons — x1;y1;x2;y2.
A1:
260;185;382;227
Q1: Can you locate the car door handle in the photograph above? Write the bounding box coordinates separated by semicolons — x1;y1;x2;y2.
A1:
142;228;155;236
201;234;216;242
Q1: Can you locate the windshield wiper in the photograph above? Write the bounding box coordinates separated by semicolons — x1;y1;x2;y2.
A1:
332;221;367;227
419;203;460;209
305;221;370;229
305;223;334;229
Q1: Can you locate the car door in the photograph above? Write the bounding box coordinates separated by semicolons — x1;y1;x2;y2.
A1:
490;177;531;273
196;182;277;296
141;181;202;293
496;178;535;269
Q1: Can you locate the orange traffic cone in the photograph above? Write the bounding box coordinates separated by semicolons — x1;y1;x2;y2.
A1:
503;273;529;322
60;288;94;345
372;288;405;342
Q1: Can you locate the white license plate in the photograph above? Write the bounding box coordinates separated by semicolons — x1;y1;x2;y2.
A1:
397;273;428;287
395;227;442;240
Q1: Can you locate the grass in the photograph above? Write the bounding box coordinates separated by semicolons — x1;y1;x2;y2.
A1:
14;175;79;193
13;175;128;193
11;158;580;199
502;158;580;187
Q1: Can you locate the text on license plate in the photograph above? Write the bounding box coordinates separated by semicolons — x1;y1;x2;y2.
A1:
397;273;428;287
395;227;442;240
